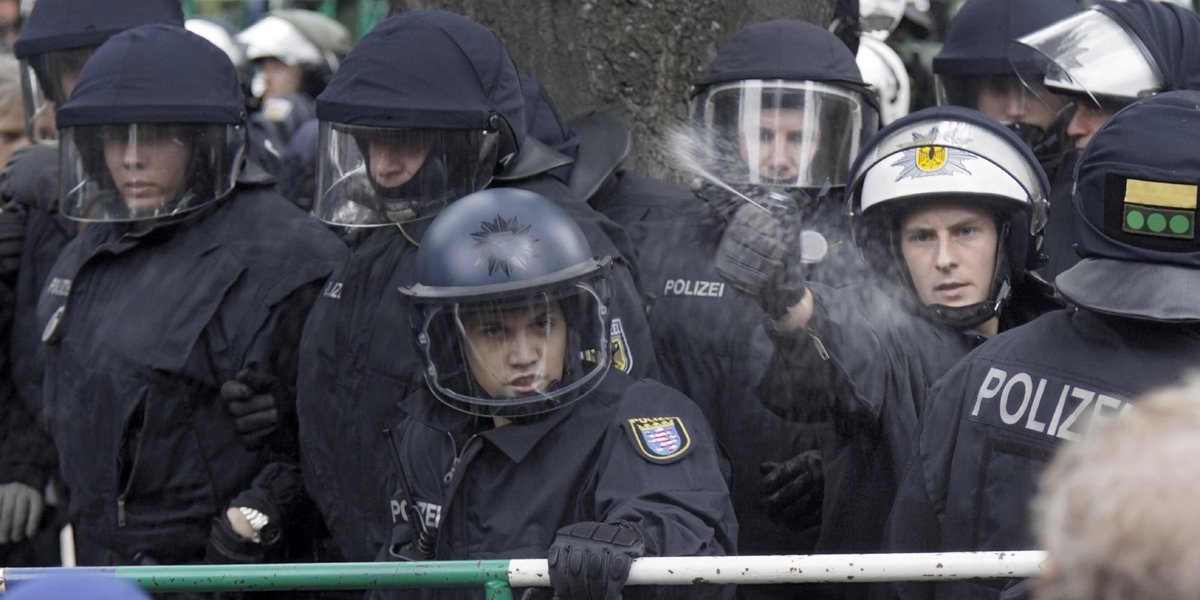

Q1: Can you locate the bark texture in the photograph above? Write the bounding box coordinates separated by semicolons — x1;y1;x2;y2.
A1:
390;0;835;181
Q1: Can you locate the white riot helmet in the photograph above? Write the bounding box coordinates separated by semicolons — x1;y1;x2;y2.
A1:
857;36;911;125
848;105;1049;329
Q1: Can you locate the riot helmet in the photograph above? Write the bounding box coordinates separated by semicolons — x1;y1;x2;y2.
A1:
12;0;183;142
1012;0;1200;152
313;11;523;228
933;0;1080;170
55;25;246;223
186;17;252;89
847;105;1049;329
399;188;613;419
688;20;880;212
1056;90;1200;322
859;0;908;40
236;9;350;101
856;36;911;125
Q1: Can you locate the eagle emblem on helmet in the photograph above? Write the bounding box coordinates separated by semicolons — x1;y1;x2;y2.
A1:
471;215;539;277
893;128;977;180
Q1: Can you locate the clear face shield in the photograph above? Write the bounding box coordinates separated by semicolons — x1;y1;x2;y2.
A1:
59;122;245;223
313;122;500;227
20;46;95;143
412;278;612;418
691;80;878;209
1011;7;1163;108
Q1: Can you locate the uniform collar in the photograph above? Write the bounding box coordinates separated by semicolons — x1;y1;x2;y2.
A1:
404;389;582;464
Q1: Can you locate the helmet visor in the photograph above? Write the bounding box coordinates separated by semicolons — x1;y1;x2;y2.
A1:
60;122;244;222
692;80;878;190
1011;7;1162;106
859;0;907;40
413;278;611;418
20;47;95;142
313;121;499;227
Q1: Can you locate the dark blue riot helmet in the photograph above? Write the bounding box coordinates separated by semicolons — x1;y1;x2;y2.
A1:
934;0;1080;173
1057;90;1200;322
847;105;1049;329
1014;0;1200;111
399;188;614;418
55;25;247;223
12;0;184;142
687;20;881;214
313;11;525;228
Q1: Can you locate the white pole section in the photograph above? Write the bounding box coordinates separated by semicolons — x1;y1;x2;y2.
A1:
507;551;1046;587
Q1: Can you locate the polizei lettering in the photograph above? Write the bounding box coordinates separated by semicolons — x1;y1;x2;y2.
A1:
968;367;1133;442
390;498;442;529
663;279;726;298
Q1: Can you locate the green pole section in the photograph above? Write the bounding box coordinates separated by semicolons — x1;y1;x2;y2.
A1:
484;579;514;600
3;561;515;593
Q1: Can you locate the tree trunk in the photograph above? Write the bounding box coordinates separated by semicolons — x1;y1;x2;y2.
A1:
388;0;836;181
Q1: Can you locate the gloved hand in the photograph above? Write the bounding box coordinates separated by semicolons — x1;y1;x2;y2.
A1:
759;450;823;531
221;368;280;449
0;144;60;211
548;521;651;600
715;202;808;320
0;202;26;277
205;511;266;564
0;482;44;544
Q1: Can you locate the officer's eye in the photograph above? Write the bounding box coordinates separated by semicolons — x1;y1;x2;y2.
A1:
758;130;775;143
786;131;805;145
906;230;936;244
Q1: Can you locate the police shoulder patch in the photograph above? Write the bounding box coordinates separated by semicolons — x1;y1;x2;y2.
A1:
626;416;692;463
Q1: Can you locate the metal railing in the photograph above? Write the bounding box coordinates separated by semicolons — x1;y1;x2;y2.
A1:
0;551;1046;596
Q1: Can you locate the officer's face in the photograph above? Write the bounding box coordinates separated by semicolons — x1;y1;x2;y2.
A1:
460;302;567;398
1067;100;1119;153
900;203;999;309
974;76;1062;132
368;136;431;190
257;58;303;101
739;108;817;183
0;100;29;170
103;125;190;214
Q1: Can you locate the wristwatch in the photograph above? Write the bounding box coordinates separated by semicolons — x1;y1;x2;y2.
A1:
237;506;271;544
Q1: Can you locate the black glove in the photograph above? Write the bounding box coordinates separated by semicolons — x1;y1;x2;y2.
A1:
221;368;280;449
548;521;650;600
0;144;60;211
715;202;808;320
0;482;44;544
0;202;26;277
759;450;823;531
206;511;266;564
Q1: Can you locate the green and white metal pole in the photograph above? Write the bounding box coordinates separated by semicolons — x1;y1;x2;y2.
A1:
1;551;1046;594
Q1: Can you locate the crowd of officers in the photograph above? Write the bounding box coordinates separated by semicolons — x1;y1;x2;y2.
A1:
1;1;1200;599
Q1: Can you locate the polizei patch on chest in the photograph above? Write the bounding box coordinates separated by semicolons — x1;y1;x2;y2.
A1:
662;279;726;298
626;416;693;463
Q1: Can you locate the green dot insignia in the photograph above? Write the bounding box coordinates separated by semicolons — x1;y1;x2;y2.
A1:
1126;210;1145;230
1123;204;1195;240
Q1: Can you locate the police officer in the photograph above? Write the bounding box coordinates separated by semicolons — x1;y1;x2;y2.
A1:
730;107;1055;597
37;24;345;567
1016;0;1200;279
885;90;1200;600
0;0;186;567
632;22;879;599
236;9;350;186
934;0;1081;280
1015;0;1200;156
297;10;659;563
384;187;736;600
